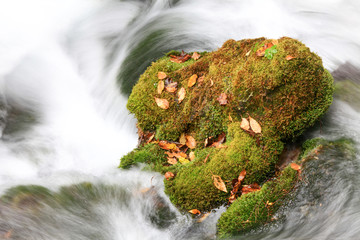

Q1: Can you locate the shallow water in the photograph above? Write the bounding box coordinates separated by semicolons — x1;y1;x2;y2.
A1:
0;0;360;239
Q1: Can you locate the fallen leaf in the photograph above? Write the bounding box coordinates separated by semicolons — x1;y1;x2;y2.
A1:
197;213;210;223
170;50;191;63
266;200;274;206
157;81;164;94
189;151;195;161
164;172;175;180
179;157;190;164
256;42;274;57
238;170;246;182
240;118;250;131
286;55;296;60
192;52;201;60
229;114;233;122
245;50;251;56
210;79;214;86
186;135;196;149
217;93;228;105
212;175;227;192
189;209;201;215
271;39;279;45
249;116;261;134
204;153;210;163
158;141;178;151
290;162;301;171
158;71;167;80
188;74;198;87
154;97;169;109
228;194;237;204
210;132;226;148
177;87;186;103
198;76;205;83
179;133;186;145
167;157;178;165
165;82;178;92
146;133;155;144
242;184;261;194
204;137;209;147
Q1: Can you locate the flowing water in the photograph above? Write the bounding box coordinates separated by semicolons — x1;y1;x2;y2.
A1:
0;0;360;239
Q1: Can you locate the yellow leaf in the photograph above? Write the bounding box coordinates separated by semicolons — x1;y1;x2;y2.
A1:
179;157;190;164
249;116;261;134
212;175;227;192
189;151;195;161
191;52;201;60
186;135;196;149
240;118;250;131
157;71;167;80
188;74;198;87
154;97;169;109
179;133;186;145
189;209;201;215
177;87;186;103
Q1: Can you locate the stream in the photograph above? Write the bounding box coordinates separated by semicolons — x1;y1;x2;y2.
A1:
0;0;360;239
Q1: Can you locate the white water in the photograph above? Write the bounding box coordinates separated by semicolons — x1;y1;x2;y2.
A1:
0;0;360;239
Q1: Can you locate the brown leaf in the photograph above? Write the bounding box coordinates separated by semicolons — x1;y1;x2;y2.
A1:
256;42;274;57
170;50;191;63
165;151;175;158
286;55;296;60
154;97;169;109
271;39;279;45
217;93;228;105
179;133;186;145
249;116;261;134
158;141;178;151
158;71;167;80
238;170;246;182
189;209;201;215
146;133;155;144
240;118;250;131
198;76;205;83
177;87;186;103
167;157;178;165
192;52;201;60
228;194;237;204
189;151;195;161
164;172;175;180
242;184;261;194
165;82;178;93
157;81;164;94
204;153;210;163
197;213;210;223
188;74;198;87
228;114;233;122
185;135;196;149
172;152;187;159
212;175;227;192
210;79;214;87
290;162;301;171
210;132;226;148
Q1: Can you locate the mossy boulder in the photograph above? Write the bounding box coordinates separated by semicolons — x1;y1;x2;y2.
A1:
122;37;334;235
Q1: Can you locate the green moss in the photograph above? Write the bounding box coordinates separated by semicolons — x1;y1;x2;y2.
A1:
334;80;360;111
217;166;298;238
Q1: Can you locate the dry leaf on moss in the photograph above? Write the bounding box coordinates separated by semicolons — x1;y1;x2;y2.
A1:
256;42;274;57
188;74;198;87
286;55;296;60
167;157;178;165
165;82;178;93
242;183;261;194
170;50;191;63
240;118;250;131
217;93;228;105
186;135;196;149
164;172;174;180
249;116;261;134
158;141;178;151
157;81;164;94
154;97;169;109
179;133;186;145
192;52;201;60
290;162;301;171
189;151;195;161
212;175;227;192
157;71;167;80
179;157;190;164
177;87;186;103
238;170;246;182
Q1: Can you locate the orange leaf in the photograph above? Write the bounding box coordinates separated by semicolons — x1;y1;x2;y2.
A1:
154;97;169;109
157;81;164;94
185;135;196;149
177;87;186;103
189;209;201;215
240;118;250;131
188;74;198;87
158;141;178;151
164;172;175;180
238;170;246;182
290;162;301;171
191;52;201;60
158;71;167;80
212;175;227;192
197;213;210;223
204;153;210;163
189;151;195;161
285;55;296;60
229;114;233;122
169;51;191;63
165;82;178;93
256;42;273;57
167;157;178;165
242;184;261;194
217;93;228;105
249;116;261;134
146;133;155;144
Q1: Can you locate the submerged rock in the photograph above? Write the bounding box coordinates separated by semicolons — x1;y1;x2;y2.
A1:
121;37;334;236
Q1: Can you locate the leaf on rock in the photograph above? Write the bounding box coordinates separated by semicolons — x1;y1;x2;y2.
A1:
177;87;186;103
165;82;178;93
240;118;250;131
238;170;246;182
188;74;198;87
189;151;195;161
197;213;210;223
164;172;174;180
167;157;178;165
189;209;201;215
170;50;191;63
186;135;196;149
290;162;301;171
212;175;227;193
157;80;164;94
179;157;190;164
157;71;167;80
249;116;261;134
154;97;169;109
217;93;228;105
286;55;296;60
192;52;201;60
256;42;273;57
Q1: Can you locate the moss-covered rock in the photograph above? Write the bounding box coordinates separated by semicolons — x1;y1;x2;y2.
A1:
122;37;334;235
